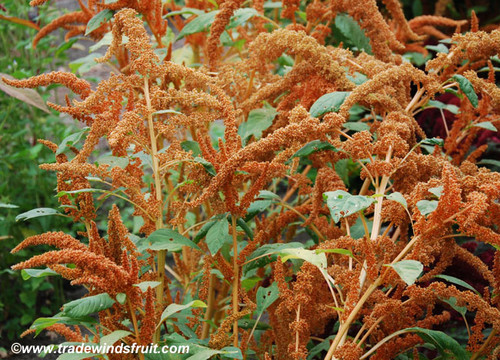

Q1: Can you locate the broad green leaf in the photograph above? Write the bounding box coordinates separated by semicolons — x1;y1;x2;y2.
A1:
16;208;64;222
280;248;327;269
85;9;114;35
291;140;338;159
193;214;227;243
420;137;444;147
310;92;351;118
416;200;438;216
31;314;96;336
346;72;368;85
133;281;161;292
245;200;272;221
426;100;459;114
335;13;372;53
244;242;303;269
21;268;58;280
238;104;276;141
386;192;408;209
256;282;279;313
323;190;375;223
425;44;449;53
343;122;370;132
316;248;354;258
434;274;479;295
116;293;126;304
178;11;219;38
440;296;466;316
404;327;469;359
69;53;100;75
181;141;202;156
0;202;19;208
56;127;90;155
194;157;216;176
62;293;115;318
257;190;281;201
228;8;259;28
473;121;498;131
0;73;50;113
143;228;201;252
206;217;231;254
100;330;132;346
428;186;443;198
98;155;129;169
388;260;423;285
452;75;479;108
160;300;207;323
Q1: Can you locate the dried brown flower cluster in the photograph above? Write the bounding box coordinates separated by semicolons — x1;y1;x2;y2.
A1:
7;0;500;359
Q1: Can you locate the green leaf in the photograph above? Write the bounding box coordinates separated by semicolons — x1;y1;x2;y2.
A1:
143;228;201;252
206;217;231;254
85;9;114;36
426;100;459;114
228;8;259;28
244;242;304;271
21;268;58;280
153;109;183;116
133;281;162;292
181;141;202;156
245;200;272;221
323;190;375;223
386;192;408;209
116;293;126;304
428;186;443;198
335;14;372;53
236;217;254;240
160;300;207;324
434;274;479;295
291;140;338;159
316;248;354;258
0;202;19;208
310;92;351;118
452;75;479;108
30;314;97;336
478;159;500;168
62;293;115;318
440;296;466;316
388;260;423;285
404;327;469;359
98;155;129;169
194;157;216;176
178;11;219;38
343;122;370;132
416;200;438;216
425;44;449;53
238;104;276;141
56;127;90;155
257;190;281;201
473;121;498;131
420;137;444;147
16;208;64;222
256;282;279;313
100;330;132;346
280;248;327;269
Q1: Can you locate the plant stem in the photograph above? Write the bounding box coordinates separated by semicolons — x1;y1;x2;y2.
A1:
231;215;239;347
145;76;165;343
